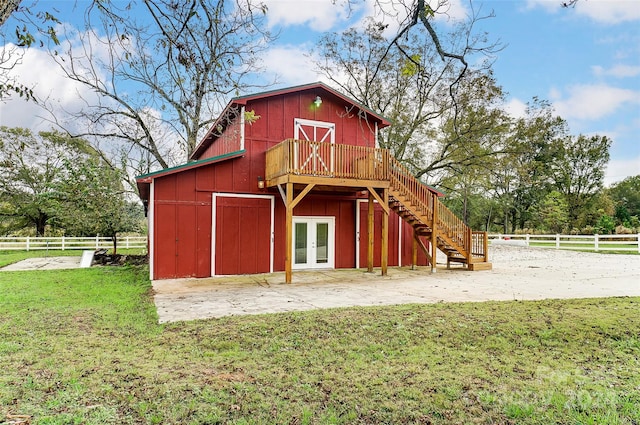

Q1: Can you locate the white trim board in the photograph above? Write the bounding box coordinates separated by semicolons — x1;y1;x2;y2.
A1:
211;192;275;276
240;105;246;151
149;181;155;281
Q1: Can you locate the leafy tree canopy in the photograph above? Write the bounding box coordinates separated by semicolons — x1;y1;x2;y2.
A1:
0;126;141;243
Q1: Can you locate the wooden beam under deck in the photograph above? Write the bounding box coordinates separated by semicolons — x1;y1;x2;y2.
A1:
366;186;390;214
367;191;374;273
267;173;389;190
381;188;388;276
285;182;293;284
414;232;433;267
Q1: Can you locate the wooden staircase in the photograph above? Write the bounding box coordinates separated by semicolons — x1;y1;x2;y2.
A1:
387;156;492;271
264;138;491;274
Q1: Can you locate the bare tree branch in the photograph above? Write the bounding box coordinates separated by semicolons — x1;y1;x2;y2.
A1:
38;0;274;191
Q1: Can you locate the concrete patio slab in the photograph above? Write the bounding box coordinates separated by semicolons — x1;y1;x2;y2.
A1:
152;245;640;323
1;256;82;271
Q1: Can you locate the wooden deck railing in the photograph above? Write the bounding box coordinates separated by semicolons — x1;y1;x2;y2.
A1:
266;139;389;181
265;139;488;263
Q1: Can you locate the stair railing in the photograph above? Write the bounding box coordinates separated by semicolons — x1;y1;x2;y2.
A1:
387;156;435;222
387;155;472;260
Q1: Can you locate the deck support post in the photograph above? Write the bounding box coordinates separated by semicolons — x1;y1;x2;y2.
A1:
412;229;418;270
283;182;316;284
483;232;489;263
381;188;389;276
366;187;390;276
431;195;438;274
367;191;374;273
285;182;293;284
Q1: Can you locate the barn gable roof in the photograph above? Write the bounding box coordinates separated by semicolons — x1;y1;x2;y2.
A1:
190;81;391;160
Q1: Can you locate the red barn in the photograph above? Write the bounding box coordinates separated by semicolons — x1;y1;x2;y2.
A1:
136;82;490;282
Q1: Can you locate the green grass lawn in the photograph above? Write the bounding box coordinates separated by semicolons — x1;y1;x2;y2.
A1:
528;242;639;254
1;264;639;424
0;248;147;268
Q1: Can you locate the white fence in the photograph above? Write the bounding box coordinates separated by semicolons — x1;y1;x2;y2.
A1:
0;236;147;251
489;234;640;253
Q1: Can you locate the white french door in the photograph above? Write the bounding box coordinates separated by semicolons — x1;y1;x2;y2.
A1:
294;118;335;175
292;217;335;269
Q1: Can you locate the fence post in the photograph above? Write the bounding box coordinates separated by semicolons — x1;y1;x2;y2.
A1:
126;236;130;249
95;235;99;250
525;234;530;246
26;236;30;252
638;234;640;254
62;236;65;251
594;234;599;252
555;234;560;249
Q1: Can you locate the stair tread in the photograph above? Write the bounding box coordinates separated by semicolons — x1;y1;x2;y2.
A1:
390;180;489;268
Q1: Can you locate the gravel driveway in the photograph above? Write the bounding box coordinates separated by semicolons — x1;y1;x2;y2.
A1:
152;245;640;323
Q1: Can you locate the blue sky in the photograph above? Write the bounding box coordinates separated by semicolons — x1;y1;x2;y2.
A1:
1;0;639;185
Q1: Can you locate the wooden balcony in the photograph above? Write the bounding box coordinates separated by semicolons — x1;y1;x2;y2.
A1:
265;139;490;282
265;138;391;189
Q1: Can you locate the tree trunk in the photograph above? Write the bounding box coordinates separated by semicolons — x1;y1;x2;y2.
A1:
35;214;47;237
485;203;493;232
503;211;509;234
462;187;469;225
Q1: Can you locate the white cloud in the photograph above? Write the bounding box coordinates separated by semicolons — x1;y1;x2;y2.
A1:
550;84;640;120
265;0;470;37
526;0;640;24
259;42;354;90
364;0;469;31
605;156;640;186
572;0;640;24
431;0;469;22
504;97;527;119
592;64;640;78
259;45;324;86
524;0;561;13
265;0;351;31
0;43;99;132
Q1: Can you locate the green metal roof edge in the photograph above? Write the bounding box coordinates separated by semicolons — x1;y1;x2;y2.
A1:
135;149;245;180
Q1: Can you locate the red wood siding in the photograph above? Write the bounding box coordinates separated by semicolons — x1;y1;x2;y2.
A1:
357;203;430;268
399;220;430;267
215;197;271;275
358;203;400;268
243;91;376;151
153;167;213;279
152;175;428;279
200;114;243;159
195;87;379;162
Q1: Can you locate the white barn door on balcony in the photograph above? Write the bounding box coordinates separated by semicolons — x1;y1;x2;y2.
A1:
294;118;335;176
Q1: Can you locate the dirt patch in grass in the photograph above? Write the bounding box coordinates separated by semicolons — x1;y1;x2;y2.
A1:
93;252;148;266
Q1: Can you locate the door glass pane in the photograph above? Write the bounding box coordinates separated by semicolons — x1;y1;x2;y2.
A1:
316;222;328;264
294;222;307;264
